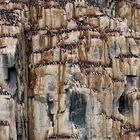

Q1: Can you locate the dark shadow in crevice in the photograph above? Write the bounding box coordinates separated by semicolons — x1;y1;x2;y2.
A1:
69;91;87;127
7;67;18;100
126;75;137;88
118;92;133;115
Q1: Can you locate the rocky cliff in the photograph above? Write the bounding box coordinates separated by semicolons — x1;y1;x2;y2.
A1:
0;0;139;140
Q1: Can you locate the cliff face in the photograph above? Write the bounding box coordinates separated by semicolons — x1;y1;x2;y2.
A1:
0;0;140;140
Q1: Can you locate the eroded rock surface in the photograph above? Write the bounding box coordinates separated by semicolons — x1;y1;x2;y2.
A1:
0;0;139;140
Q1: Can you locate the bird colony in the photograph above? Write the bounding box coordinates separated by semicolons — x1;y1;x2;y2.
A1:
0;0;139;140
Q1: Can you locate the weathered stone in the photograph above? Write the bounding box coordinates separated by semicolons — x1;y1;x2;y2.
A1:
0;0;139;140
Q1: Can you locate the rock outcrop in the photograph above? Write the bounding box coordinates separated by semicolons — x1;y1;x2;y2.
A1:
0;0;139;140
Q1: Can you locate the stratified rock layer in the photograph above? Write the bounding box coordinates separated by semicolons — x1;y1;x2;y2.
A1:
0;0;139;140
